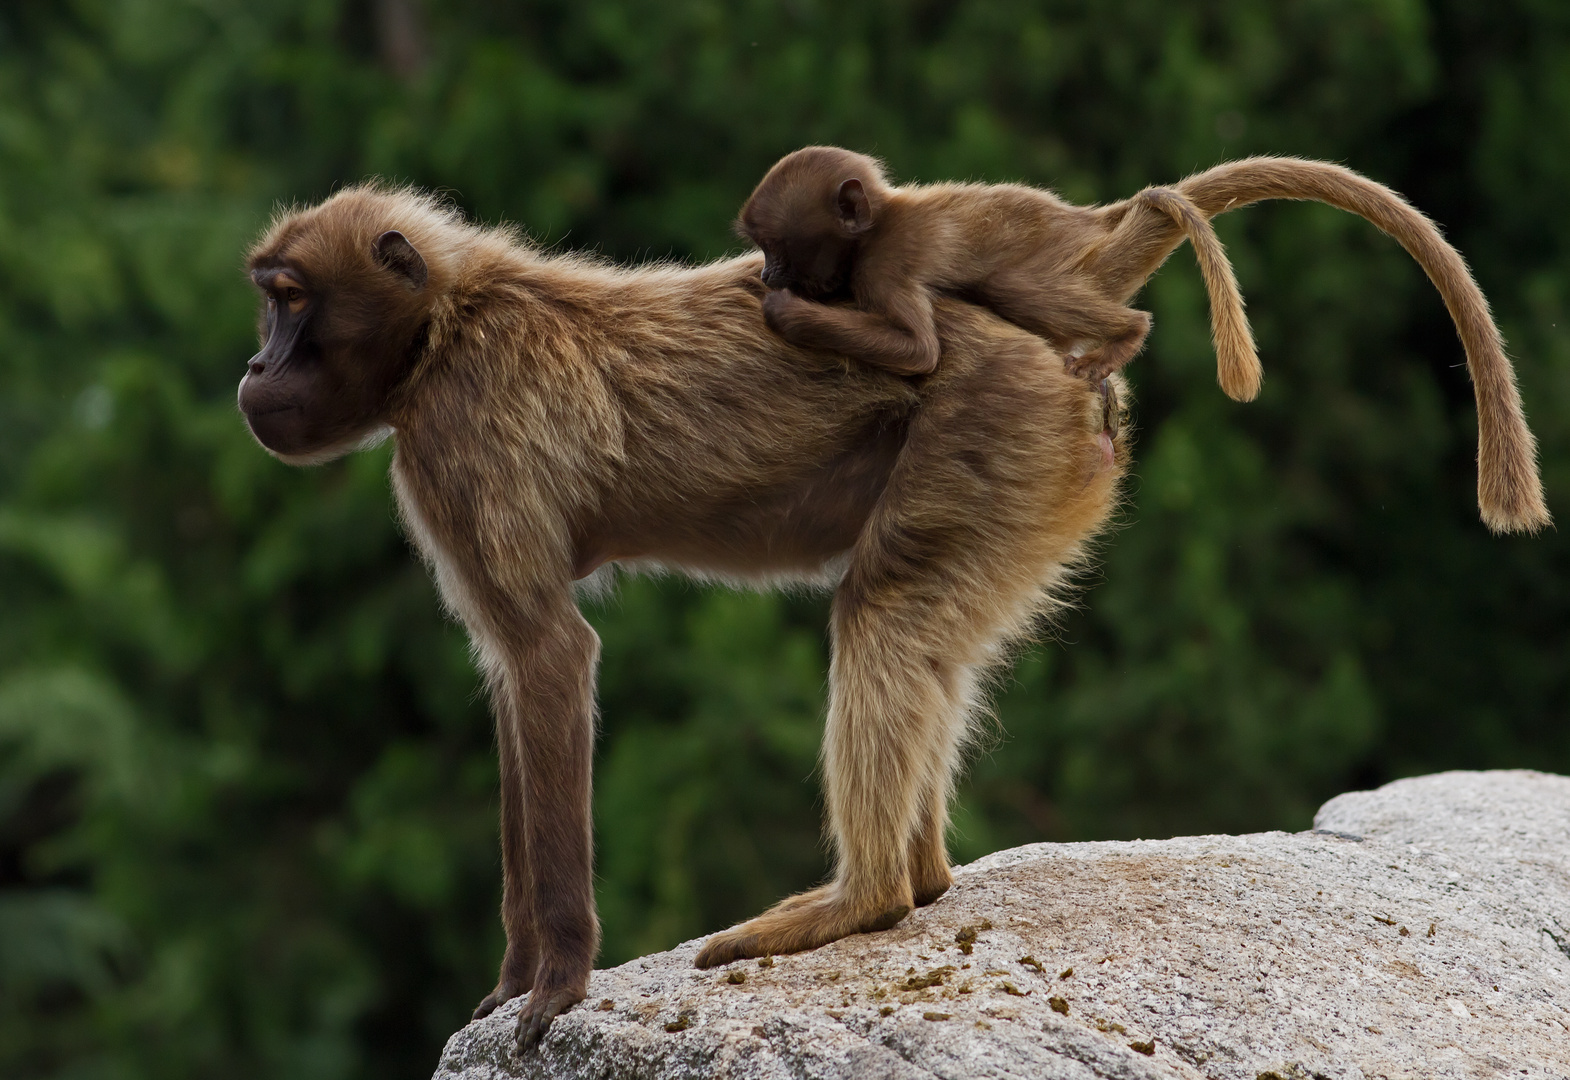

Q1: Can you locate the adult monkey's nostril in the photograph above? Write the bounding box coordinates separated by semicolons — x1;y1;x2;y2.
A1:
248;359;267;376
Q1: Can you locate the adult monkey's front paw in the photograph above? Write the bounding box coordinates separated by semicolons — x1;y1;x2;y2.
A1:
471;948;535;1020
471;977;526;1021
693;884;912;969
514;980;586;1050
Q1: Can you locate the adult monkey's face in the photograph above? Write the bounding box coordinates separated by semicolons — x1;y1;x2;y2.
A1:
239;228;429;464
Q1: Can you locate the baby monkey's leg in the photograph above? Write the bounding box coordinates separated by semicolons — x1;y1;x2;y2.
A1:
982;269;1153;382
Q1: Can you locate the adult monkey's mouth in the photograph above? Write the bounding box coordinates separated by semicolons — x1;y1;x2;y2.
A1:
241;402;299;418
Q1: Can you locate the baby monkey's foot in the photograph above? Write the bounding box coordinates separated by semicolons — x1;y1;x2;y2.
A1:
1066;347;1131;384
1064;312;1151;383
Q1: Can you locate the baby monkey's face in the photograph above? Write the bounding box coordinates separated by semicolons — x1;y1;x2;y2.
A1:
739;146;884;300
738;168;865;301
748;226;856;299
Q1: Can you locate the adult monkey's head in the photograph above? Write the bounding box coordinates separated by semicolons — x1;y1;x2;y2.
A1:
239;186;456;464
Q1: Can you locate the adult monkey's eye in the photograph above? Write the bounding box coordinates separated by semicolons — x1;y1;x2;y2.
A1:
278;279;307;314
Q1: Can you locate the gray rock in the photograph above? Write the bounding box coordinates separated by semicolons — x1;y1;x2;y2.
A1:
434;770;1570;1079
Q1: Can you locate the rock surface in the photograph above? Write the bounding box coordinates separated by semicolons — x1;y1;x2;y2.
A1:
434;771;1570;1079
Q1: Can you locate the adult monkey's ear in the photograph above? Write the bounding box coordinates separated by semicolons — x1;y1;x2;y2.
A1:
373;230;428;290
836;179;873;234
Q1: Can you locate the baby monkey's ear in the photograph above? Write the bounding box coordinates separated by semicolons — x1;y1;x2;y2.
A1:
836;179;874;234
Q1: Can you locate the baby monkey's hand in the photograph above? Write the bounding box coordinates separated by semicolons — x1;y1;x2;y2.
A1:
761;287;807;335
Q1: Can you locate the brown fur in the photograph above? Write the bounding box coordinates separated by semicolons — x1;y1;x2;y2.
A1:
741;150;1547;535
1090;156;1549;534
234;157;1545;1045
737;146;1258;398
239;185;1125;1046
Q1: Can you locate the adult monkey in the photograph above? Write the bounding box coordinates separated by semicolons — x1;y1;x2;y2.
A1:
237;167;1544;1046
241;186;1123;1047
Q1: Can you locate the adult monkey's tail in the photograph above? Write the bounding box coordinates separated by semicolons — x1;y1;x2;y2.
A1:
1091;155;1549;535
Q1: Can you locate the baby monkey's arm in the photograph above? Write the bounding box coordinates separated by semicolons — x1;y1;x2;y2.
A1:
762;283;940;376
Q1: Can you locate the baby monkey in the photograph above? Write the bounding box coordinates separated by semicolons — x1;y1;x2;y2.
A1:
738;146;1257;397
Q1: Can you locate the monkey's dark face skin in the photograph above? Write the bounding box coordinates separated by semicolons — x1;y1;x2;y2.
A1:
738;160;876;303
747;228;857;301
239;230;428;464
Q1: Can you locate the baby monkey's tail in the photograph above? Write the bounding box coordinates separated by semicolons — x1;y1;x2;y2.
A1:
1132;187;1260;403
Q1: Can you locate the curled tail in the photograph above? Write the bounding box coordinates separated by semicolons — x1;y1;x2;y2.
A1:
1135;187;1261;402
1089;156;1548;534
1180;157;1547;533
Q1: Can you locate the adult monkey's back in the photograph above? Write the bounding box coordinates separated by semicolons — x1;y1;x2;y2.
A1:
237;185;1125;1047
1084;155;1550;534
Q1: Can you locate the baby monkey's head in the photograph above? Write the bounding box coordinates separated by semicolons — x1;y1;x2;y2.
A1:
737;146;891;299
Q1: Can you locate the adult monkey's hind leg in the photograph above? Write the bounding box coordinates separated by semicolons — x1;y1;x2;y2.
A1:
694;311;1122;968
691;595;960;967
904;786;955;909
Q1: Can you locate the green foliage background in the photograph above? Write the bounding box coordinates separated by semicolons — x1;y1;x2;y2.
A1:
1;1;1566;1075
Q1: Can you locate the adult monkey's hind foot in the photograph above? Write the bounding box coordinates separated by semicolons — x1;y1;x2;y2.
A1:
717;822;954;950
695;885;913;968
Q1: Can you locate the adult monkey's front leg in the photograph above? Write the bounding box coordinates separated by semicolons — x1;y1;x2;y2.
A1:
469;722;537;1019
474;591;601;1048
